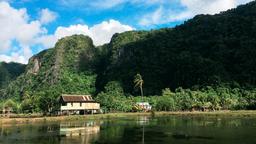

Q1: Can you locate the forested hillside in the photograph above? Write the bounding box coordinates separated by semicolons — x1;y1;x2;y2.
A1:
1;1;256;113
0;62;26;89
96;1;256;95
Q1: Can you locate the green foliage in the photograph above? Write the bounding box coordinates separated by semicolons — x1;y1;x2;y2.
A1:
96;81;132;112
154;86;256;111
19;91;39;113
122;85;256;112
60;71;96;94
155;88;175;111
156;97;175;111
4;99;16;108
36;89;60;114
20;99;37;113
96;1;256;95
0;62;26;89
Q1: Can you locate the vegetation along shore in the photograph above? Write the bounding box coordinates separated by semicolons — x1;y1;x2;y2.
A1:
2;111;256;124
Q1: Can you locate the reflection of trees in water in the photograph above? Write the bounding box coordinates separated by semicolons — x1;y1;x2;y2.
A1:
0;116;256;144
93;116;170;144
154;116;245;128
0;121;101;144
0;123;61;143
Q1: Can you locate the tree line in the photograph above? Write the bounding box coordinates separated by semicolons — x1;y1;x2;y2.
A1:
1;75;256;114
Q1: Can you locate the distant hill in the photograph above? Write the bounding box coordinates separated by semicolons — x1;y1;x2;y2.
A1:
0;62;26;89
2;1;256;99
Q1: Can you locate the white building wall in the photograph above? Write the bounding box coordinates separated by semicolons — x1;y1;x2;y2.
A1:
61;102;100;111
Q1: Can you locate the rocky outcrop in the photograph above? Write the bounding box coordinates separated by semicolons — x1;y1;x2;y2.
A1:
27;57;40;75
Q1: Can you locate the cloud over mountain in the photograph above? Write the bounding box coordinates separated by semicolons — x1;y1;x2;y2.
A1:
0;1;133;64
139;0;254;26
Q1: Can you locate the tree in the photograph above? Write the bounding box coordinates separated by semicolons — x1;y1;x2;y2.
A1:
134;73;144;101
156;88;176;111
96;81;132;112
37;89;60;115
20;91;39;113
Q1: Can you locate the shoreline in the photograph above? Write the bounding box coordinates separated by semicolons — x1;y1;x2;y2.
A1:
1;111;256;124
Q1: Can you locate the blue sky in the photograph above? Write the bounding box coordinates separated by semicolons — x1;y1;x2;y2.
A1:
0;0;253;63
9;0;185;32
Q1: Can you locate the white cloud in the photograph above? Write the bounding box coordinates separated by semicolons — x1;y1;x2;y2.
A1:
180;0;236;15
139;0;254;26
0;53;26;64
0;2;59;64
89;20;134;45
55;25;90;39
35;35;57;48
39;8;57;24
0;1;46;64
139;6;193;26
0;1;133;64
139;7;164;26
38;19;134;47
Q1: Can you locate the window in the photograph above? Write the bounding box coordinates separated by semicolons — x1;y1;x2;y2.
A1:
80;103;82;107
71;102;73;107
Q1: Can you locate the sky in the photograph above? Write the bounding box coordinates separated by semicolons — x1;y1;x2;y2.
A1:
0;0;254;64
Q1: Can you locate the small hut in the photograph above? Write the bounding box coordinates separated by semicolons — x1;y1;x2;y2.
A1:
60;94;100;115
0;99;16;117
0;106;13;116
134;102;152;112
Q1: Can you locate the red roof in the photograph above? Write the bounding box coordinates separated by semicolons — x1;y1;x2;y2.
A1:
61;94;94;102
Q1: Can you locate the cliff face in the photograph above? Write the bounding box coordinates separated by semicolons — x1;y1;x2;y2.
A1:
3;35;97;99
27;58;40;75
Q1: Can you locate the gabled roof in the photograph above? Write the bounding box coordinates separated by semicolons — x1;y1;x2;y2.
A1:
61;94;95;102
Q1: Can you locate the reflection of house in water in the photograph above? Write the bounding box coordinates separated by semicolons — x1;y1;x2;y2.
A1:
60;121;100;144
137;116;150;125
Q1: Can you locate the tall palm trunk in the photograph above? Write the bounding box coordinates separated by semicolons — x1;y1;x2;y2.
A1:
134;73;144;102
140;85;144;102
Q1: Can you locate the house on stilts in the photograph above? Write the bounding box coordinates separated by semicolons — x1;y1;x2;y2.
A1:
60;94;100;115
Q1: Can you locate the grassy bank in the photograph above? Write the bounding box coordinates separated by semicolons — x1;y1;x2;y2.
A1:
1;111;256;124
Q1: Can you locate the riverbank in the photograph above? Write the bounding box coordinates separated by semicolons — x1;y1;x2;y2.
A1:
1;111;256;124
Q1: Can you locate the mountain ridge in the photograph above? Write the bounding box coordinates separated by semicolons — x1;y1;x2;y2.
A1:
1;1;256;100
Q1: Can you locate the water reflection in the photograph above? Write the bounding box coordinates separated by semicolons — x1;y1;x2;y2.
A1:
0;116;256;144
60;121;100;144
137;116;150;125
136;116;149;144
0;121;101;144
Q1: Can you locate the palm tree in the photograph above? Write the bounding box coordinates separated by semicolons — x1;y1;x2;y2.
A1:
134;73;144;102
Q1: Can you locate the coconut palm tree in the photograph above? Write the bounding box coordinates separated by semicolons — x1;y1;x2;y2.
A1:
134;73;144;102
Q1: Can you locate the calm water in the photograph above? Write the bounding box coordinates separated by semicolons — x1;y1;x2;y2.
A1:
1;115;256;144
